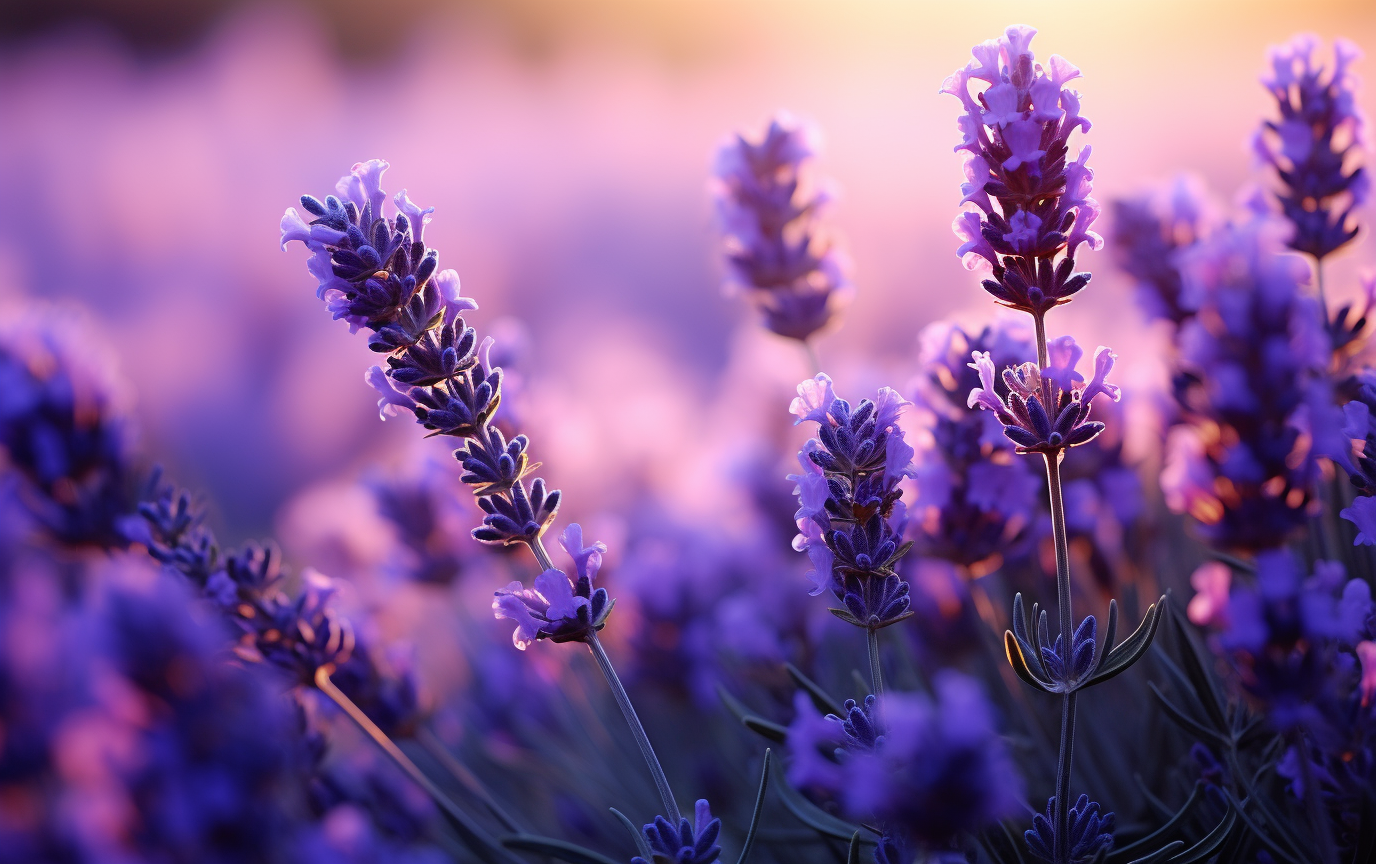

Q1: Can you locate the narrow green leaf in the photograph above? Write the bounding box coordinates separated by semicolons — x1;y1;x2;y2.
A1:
1165;808;1235;864
1165;602;1228;731
1148;682;1229;745
610;808;652;861
1107;784;1202;863
786;663;844;716
846;831;862;864
734;750;772;864
770;759;875;843
1221;790;1304;864
501;835;623;864
743;715;788;743
1094;599;1119;676
1124;841;1184;864
1087;598;1164;687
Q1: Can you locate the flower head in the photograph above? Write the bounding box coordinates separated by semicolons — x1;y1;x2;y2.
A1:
1108;175;1218;325
966;338;1119;455
493;523;613;648
631;800;722;864
713;114;852;341
1024;794;1115;864
1254;36;1367;260
944;26;1100;315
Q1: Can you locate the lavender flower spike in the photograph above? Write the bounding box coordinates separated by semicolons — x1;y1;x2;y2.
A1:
713;114;852;342
631;799;722;864
967;337;1119;455
283;160;562;555
493;523;613;649
1255;35;1368;261
788;375;916;629
944;25;1101;317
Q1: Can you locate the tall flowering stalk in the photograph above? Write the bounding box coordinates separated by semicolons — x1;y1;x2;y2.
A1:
713;115;852;363
944;26;1163;864
284;160;703;833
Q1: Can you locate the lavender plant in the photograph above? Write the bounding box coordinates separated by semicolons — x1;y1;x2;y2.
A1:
284;160;774;864
943;26;1165;864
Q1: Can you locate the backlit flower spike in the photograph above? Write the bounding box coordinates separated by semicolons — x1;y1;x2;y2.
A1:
966;338;1117;455
788;377;915;628
1109;174;1218;325
284;161;564;557
944;25;1099;316
1256;35;1368;260
712;113;853;342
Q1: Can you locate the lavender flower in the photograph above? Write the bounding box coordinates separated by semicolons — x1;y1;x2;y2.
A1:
943;25;1101;316
786;672;1023;851
1108;175;1217;325
282;160;561;553
713;115;852;342
631;800;722;864
1024;794;1114;864
1161;215;1334;551
1254;36;1368;261
788;374;915;629
492;524;613;649
0;315;135;548
910;319;1042;569
967;335;1120;455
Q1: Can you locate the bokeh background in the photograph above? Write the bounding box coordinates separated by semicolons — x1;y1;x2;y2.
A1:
1;0;1373;544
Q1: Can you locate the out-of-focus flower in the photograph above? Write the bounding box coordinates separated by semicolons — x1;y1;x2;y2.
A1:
967;336;1120;455
1254;35;1368;261
492;524;613;649
631;799;722;864
943;25;1099;316
0;312;136;548
788;375;915;628
1187;561;1232;627
787;672;1023;852
1163;215;1335;551
1109;175;1218;325
909;319;1041;570
712;114;852;342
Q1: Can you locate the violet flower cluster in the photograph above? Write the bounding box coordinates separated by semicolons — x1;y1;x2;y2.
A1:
909;319;1042;570
1108;175;1216;326
1161;215;1335;551
0;319;135;548
788;374;915;630
787;672;1023;860
282;160;561;554
943;25;1100;318
492;524;613;649
713;115;852;343
1254;35;1368;262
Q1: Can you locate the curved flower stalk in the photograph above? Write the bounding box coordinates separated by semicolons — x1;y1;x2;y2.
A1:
945;26;1164;864
284;160;693;829
786;672;1023;861
1254;36;1367;270
713;114;852;350
1162;216;1336;552
0;313;137;548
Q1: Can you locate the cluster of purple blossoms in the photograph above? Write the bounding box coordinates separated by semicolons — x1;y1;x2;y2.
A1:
630;800;722;864
1161;215;1335;551
0;556;311;863
1190;552;1376;848
282;160;561;555
788;374;915;630
492;524;613;649
712;115;852;343
943;25;1101;318
909;319;1042;571
967;335;1120;457
0;318;135;548
1108;175;1217;326
1253;36;1368;262
786;672;1023;857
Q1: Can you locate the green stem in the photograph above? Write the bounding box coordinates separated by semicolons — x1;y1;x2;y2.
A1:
1315;256;1328;328
315;668;516;864
416;727;524;833
529;535;555;572
586;631;681;824
866;627;884;698
803;339;822;377
1053;691;1079;864
1296;735;1338;864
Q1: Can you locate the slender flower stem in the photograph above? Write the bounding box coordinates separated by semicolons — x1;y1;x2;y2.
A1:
529;535;556;572
1315;257;1328;327
866;627;885;698
1053;692;1079;864
586;631;681;824
1044;454;1073;647
416;727;525;833
803;340;823;377
314;667;517;864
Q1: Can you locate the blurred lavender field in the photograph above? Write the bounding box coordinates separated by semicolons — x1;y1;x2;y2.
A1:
5;2;1376;862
